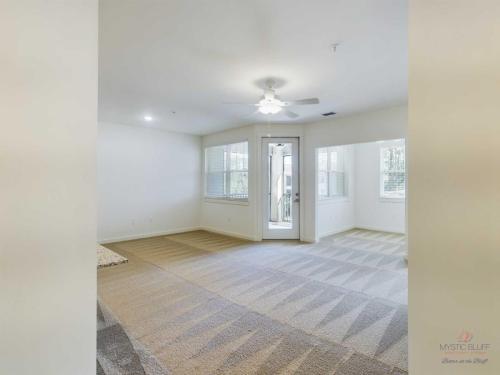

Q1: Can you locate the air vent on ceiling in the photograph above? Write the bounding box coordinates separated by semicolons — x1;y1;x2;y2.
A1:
322;111;336;117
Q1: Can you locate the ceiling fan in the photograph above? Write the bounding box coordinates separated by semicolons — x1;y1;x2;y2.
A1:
227;79;320;118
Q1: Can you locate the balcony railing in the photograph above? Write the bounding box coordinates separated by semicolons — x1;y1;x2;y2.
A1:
277;193;292;223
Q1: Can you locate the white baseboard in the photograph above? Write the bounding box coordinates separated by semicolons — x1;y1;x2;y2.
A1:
300;236;317;243
98;226;201;244
319;225;356;239
319;225;405;239
199;226;257;241
103;225;401;244
99;224;404;245
353;225;405;235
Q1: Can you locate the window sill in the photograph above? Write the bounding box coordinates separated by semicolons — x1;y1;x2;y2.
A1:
204;198;249;206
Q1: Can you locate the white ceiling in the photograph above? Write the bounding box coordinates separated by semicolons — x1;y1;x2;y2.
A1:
99;0;407;135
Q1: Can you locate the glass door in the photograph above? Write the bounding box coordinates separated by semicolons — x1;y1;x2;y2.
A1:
262;138;299;239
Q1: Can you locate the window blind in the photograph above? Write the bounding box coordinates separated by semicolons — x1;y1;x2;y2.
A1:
380;143;405;199
205;141;248;200
317;146;348;198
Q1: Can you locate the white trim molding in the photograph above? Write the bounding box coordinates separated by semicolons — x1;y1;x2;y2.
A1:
199;226;258;241
98;226;201;244
318;225;357;239
354;225;405;235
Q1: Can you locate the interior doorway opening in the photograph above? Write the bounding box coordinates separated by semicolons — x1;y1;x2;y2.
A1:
315;138;406;239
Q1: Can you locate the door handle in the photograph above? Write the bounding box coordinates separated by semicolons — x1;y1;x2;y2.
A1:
294;198;300;203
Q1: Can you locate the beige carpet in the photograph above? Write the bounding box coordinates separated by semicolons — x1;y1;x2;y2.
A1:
97;300;168;374
98;229;408;375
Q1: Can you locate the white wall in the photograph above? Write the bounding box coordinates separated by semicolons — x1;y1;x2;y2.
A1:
409;1;500;374
0;1;97;374
354;140;406;233
98;122;201;243
304;105;407;241
201;123;305;241
200;106;407;242
201;125;258;240
317;145;356;237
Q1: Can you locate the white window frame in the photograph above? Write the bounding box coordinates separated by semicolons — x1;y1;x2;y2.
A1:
379;140;406;201
204;141;249;202
317;146;348;201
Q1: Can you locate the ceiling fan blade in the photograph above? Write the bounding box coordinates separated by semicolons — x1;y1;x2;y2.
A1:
243;109;261;119
222;102;258;106
283;109;299;119
284;98;320;106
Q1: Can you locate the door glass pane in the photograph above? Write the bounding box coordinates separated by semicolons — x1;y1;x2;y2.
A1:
268;143;293;230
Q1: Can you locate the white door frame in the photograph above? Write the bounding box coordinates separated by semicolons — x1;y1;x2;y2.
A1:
261;137;300;239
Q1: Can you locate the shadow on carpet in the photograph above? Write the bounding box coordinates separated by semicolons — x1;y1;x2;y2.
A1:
97;300;168;375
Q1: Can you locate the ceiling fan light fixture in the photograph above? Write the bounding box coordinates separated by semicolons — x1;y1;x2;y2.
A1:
258;97;283;115
258;102;282;115
224;82;319;118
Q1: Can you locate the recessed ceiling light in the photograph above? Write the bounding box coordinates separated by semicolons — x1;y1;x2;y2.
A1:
144;115;153;122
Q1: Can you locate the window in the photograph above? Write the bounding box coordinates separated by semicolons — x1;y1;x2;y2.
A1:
317;146;348;199
205;141;248;200
380;141;405;199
